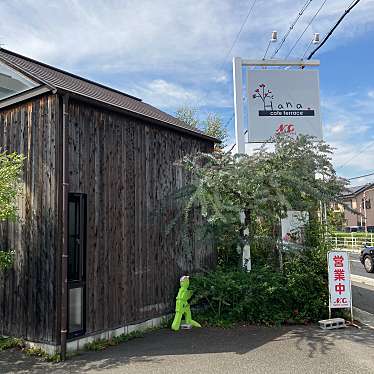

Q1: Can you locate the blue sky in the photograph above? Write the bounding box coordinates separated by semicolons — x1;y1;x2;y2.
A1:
1;0;373;184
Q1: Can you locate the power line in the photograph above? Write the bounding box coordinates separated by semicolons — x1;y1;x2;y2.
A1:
285;0;328;59
227;129;248;153
270;0;313;59
300;38;315;59
197;0;258;110
263;40;272;60
225;112;235;127
336;139;374;170
306;0;362;60
219;0;258;70
347;172;374;181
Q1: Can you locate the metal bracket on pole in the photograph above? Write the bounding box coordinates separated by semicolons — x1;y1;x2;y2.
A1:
241;59;320;67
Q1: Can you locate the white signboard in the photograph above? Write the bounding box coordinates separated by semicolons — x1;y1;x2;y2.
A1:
247;70;322;142
328;251;352;309
281;210;309;245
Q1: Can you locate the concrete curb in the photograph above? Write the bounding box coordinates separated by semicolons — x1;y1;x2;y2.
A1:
353;307;374;329
351;274;374;287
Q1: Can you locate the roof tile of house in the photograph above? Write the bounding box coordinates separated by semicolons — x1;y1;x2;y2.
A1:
0;48;216;142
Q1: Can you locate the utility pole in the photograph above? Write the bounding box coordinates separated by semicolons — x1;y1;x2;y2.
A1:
364;191;368;233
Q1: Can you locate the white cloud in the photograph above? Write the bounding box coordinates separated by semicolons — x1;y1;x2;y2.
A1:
319;88;374;180
1;0;373;77
128;79;201;109
1;0;374;174
322;92;372;140
0;0;373;111
330;139;374;176
127;79;231;109
213;73;228;83
349;176;374;186
329;123;345;134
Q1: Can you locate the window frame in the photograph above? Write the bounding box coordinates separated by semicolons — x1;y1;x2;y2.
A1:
67;193;87;339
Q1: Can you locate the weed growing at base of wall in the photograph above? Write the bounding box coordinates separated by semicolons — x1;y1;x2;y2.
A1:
24;347;61;362
0;336;62;362
0;336;24;351
85;330;145;351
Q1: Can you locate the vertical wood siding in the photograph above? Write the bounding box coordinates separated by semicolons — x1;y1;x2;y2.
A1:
68;100;215;334
0;94;60;343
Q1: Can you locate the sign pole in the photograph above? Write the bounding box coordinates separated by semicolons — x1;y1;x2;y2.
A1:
233;57;245;154
233;58;321;272
348;254;354;323
327;251;332;319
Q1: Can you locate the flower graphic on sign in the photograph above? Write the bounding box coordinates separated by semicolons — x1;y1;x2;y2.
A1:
252;83;315;116
252;83;274;111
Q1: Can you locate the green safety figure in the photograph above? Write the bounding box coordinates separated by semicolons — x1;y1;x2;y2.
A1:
171;275;201;331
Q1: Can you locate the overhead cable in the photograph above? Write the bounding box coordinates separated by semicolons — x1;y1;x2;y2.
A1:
347;172;374;181
336;139;374;170
220;0;258;69
270;0;313;59
285;0;328;59
307;0;362;60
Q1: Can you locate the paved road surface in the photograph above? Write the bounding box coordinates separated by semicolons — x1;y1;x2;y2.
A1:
349;252;374;279
1;326;374;374
348;252;374;315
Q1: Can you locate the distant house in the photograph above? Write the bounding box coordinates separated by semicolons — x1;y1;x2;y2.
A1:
0;49;216;355
336;183;374;231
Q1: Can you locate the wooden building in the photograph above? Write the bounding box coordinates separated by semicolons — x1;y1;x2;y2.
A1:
0;49;216;354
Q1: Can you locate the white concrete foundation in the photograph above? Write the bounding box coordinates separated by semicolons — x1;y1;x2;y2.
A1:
23;314;171;355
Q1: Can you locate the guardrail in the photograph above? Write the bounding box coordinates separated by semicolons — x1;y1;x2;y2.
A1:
328;234;374;252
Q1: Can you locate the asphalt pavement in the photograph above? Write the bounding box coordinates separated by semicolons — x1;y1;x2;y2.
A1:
349;252;374;279
349;252;374;315
0;252;372;374
1;325;374;374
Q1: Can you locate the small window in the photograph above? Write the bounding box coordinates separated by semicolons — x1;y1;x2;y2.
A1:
68;197;83;282
69;287;84;334
361;199;371;210
67;193;86;338
0;61;38;100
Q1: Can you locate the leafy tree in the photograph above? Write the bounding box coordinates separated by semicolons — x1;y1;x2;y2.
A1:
179;135;346;269
175;105;227;150
327;208;345;230
0;151;24;270
203;113;228;150
175;105;199;129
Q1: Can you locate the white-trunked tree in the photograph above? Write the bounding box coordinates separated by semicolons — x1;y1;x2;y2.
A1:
179;135;346;270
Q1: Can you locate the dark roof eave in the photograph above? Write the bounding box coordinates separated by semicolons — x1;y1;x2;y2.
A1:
0;85;52;109
355;184;374;195
341;183;374;198
0;55;56;92
0;48;219;144
59;89;219;143
0;48;141;102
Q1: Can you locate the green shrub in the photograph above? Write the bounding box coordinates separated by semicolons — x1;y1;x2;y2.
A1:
333;231;373;238
0;336;24;351
190;247;329;325
283;247;329;322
